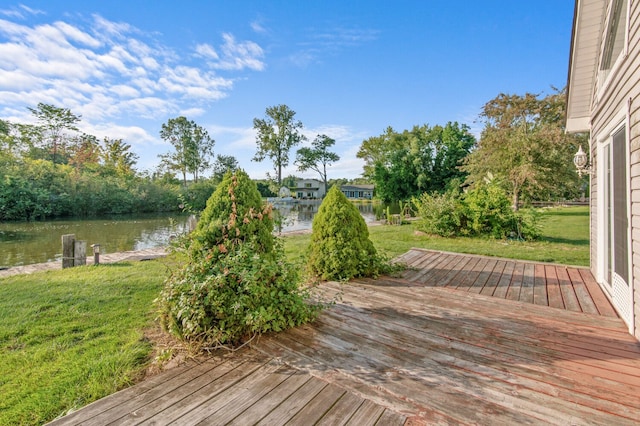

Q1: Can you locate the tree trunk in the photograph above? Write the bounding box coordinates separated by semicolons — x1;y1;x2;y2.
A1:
277;163;282;186
512;189;520;211
322;164;328;198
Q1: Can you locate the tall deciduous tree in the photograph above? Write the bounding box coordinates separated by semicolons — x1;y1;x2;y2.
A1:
295;134;340;196
462;88;582;210
211;154;239;182
252;104;305;186
0;119;14;157
159;116;215;185
367;122;475;202
68;133;101;173
102;137;138;177
27;103;81;165
357;126;405;180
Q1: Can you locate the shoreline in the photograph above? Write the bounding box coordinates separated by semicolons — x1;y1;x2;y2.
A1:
0;246;169;278
0;220;387;278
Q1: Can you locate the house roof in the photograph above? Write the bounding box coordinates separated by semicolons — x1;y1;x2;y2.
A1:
566;0;606;133
340;184;374;191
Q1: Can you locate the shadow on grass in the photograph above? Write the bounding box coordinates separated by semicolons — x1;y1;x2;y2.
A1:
543;210;589;217
95;262;134;268
540;236;590;246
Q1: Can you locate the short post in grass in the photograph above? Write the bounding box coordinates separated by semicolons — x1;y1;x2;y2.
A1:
62;234;75;269
91;244;100;265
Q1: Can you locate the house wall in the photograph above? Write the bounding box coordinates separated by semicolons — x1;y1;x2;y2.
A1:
589;0;640;338
295;179;325;198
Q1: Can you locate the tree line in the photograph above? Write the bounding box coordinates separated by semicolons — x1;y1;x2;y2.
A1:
357;88;587;207
0;103;344;221
0;104;234;220
1;87;586;222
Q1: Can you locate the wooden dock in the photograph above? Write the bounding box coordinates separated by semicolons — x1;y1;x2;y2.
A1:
49;249;640;425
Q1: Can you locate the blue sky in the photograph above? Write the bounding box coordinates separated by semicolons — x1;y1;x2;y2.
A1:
0;1;575;180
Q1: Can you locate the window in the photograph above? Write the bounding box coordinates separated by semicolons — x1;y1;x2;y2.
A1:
598;0;628;89
305;183;312;188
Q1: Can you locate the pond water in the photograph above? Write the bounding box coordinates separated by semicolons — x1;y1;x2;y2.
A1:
0;201;385;268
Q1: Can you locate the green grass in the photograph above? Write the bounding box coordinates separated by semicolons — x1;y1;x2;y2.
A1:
0;206;589;425
0;261;168;425
284;206;590;267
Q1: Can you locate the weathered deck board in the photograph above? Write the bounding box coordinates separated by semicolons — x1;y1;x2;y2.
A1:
533;263;549;306
505;260;524;300
520;262;535;303
469;257;498;293
567;267;600;314
310;303;638;422
400;248;618;316
580;267;619;317
49;250;638;426
480;259;507;296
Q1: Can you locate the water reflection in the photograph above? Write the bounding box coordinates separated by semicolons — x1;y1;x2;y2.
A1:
0;201;384;268
0;214;190;268
272;200;379;233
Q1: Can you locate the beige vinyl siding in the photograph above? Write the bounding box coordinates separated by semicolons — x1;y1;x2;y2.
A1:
590;0;640;338
632;92;640;335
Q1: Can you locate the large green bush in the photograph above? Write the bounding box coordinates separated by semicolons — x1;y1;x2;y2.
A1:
307;186;383;280
413;191;462;237
158;170;319;349
414;180;540;240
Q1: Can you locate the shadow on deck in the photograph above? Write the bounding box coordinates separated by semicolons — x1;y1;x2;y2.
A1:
49;249;640;425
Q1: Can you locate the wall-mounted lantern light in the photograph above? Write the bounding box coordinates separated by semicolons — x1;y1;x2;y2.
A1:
574;145;593;177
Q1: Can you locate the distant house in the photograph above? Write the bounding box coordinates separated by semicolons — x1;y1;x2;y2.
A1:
341;184;374;200
278;187;291;198
295;179;325;199
566;0;639;339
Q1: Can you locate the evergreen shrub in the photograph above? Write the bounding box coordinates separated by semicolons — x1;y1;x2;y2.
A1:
158;170;319;350
307;186;385;280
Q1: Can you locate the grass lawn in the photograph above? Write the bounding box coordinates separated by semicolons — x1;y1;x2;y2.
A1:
0;260;168;426
284;206;590;267
0;206;589;425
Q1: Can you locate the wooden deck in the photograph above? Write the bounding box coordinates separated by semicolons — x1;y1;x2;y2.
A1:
394;248;619;316
49;250;640;425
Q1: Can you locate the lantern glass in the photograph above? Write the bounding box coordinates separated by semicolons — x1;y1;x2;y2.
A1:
574;146;588;169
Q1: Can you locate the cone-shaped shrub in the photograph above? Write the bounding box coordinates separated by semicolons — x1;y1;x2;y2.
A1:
189;170;274;259
307;186;379;280
158;170;319;349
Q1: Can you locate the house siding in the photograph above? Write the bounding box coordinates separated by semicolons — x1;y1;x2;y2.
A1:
589;0;640;339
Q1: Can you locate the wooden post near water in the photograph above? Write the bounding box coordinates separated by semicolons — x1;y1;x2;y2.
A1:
62;234;87;268
74;240;87;266
62;234;75;269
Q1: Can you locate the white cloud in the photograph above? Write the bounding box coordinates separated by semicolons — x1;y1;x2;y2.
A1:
54;21;101;48
0;11;270;174
304;124;366;143
92;14;133;39
209;124;257;149
250;20;267;34
207;33;265;71
0;4;45;19
0;68;42;90
83;122;156;144
109;84;140;98
290;25;378;67
313;27;379;47
195;43;219;60
179;107;206;117
0;13;265;126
